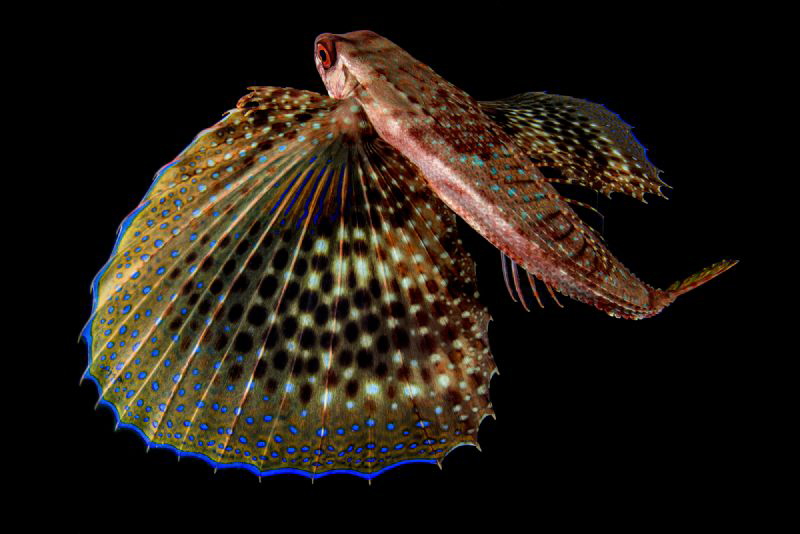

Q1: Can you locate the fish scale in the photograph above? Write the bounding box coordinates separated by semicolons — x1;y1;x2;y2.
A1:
85;86;494;477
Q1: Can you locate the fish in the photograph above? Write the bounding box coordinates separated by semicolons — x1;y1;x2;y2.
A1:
82;30;736;480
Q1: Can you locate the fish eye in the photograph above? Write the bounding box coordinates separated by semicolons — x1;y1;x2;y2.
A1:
316;41;335;69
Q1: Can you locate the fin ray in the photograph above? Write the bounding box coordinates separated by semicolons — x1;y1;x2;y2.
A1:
668;259;739;297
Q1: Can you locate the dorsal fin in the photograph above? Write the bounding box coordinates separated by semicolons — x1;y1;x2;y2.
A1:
480;92;668;202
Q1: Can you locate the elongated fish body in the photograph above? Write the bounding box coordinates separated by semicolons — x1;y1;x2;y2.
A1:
315;31;733;319
83;30;735;479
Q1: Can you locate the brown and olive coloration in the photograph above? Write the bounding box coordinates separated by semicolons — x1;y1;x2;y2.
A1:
83;31;735;480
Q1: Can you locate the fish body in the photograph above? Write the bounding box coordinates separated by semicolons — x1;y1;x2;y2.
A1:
81;31;735;479
316;30;734;319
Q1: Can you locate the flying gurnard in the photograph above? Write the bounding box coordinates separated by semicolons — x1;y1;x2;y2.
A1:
82;30;736;479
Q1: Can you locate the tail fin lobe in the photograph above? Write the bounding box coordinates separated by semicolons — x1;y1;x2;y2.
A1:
667;259;738;298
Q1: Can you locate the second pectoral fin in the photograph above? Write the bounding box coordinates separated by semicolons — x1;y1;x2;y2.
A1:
480;92;667;202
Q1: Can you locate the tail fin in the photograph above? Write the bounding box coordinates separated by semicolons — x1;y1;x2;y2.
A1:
667;259;738;297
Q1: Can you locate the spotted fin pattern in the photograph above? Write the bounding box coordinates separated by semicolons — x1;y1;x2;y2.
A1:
83;87;495;478
480;92;668;201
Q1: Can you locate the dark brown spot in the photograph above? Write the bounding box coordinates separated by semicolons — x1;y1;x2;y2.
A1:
258;276;277;299
247;306;267;326
214;333;229;352
389;301;406;318
228;364;243;380
228;303;243;322
298;290;318;312
356;349;373;369
353;289;371;309
299;328;316;349
273;350;288;370
232;276;250;293
299;383;312;403
272;249;288;270
266;378;277;393
234;332;253;353
326;369;339;387
314;304;329;325
338;350;353;367
344;322;359;342
396;365;411;381
247;254;263;270
254;359;268;378
311;254;328;271
362;313;380;332
420;367;431;383
376;335;390;353
392;327;410;349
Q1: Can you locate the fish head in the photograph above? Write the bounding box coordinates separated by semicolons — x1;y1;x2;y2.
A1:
314;30;418;101
314;30;444;148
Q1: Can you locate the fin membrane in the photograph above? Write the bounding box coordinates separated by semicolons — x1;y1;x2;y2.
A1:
668;259;738;297
84;87;495;478
480;92;668;202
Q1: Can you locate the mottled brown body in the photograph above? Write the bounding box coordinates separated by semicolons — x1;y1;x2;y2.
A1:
317;31;677;318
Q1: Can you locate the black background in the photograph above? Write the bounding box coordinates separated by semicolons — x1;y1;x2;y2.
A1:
45;4;763;525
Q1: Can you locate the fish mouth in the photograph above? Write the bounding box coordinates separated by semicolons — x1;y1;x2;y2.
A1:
318;64;358;100
314;35;359;100
332;67;360;100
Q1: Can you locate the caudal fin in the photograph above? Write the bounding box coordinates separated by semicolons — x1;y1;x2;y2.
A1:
667;259;739;297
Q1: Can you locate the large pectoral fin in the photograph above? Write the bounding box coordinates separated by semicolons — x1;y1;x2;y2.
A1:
480;92;668;202
84;87;494;479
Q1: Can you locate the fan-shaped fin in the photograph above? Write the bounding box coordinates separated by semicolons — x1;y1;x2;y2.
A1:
83;87;495;478
480;92;668;202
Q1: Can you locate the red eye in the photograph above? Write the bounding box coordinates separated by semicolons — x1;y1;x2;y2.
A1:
316;41;335;69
